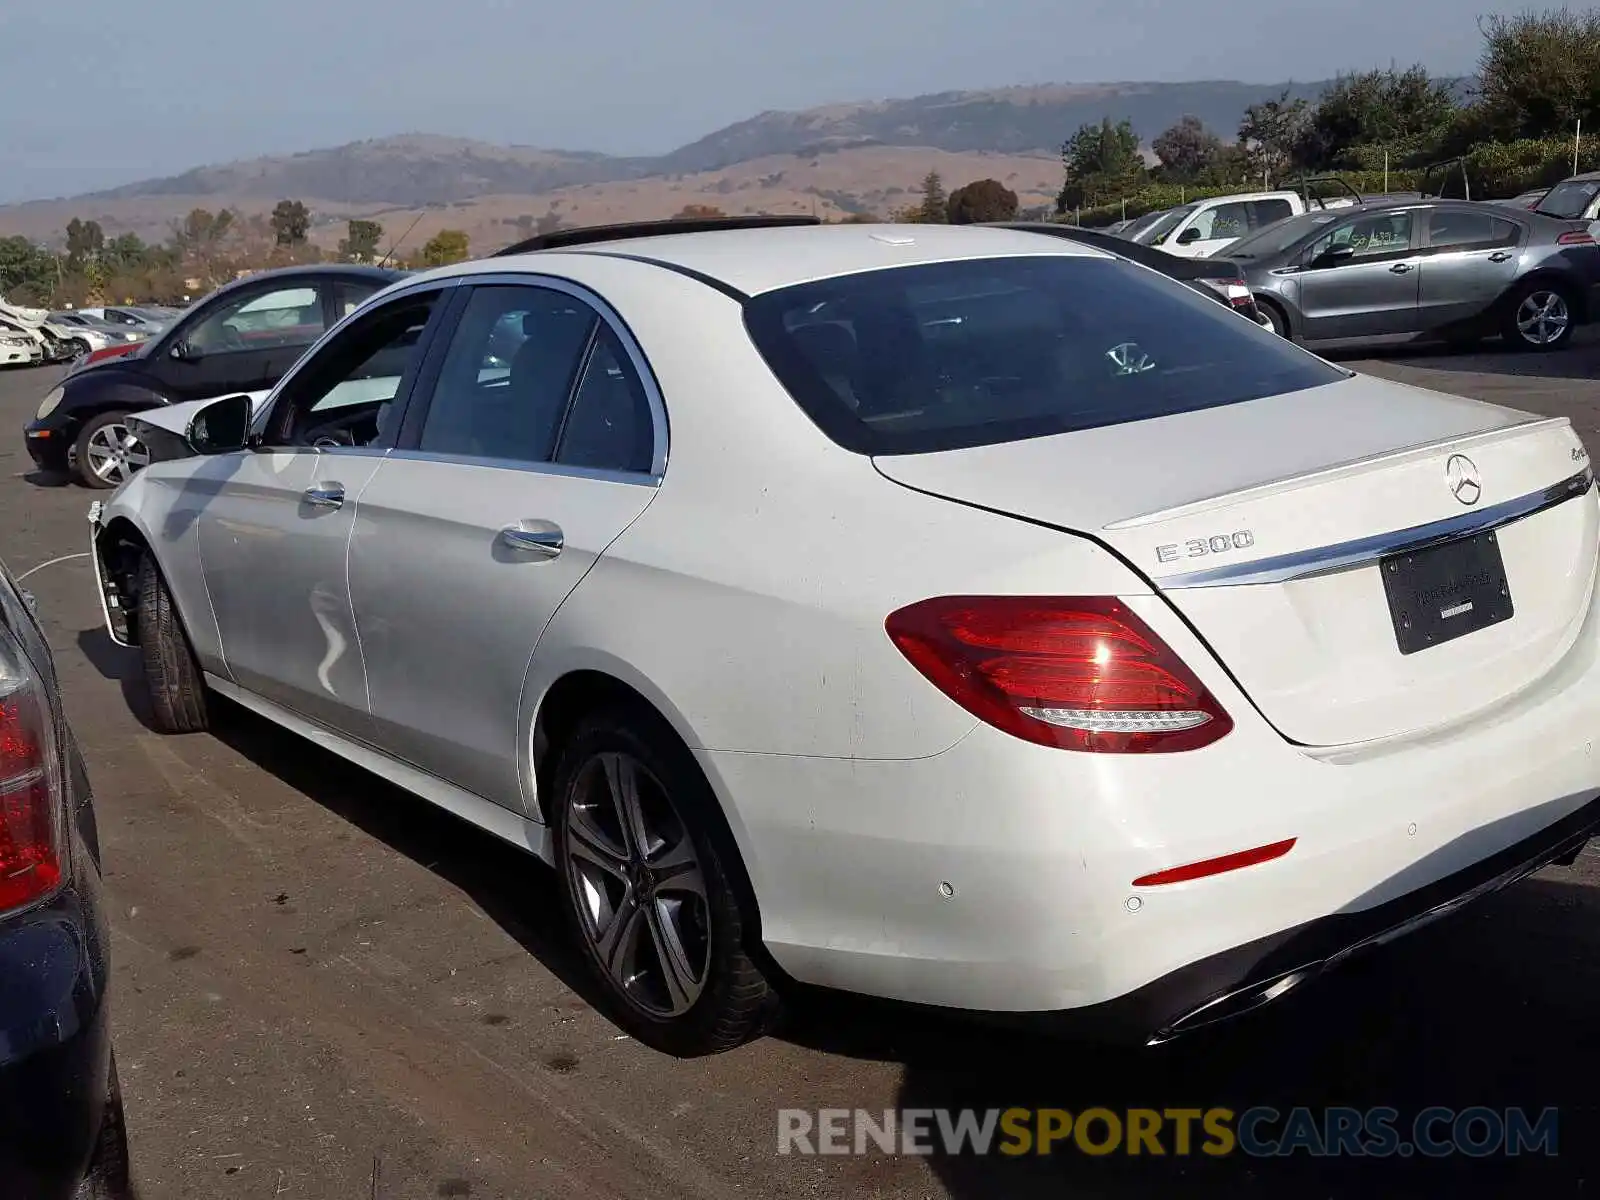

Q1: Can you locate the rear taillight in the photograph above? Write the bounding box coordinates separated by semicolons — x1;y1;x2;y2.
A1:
1198;277;1257;311
1558;230;1595;245
885;596;1232;753
0;630;64;911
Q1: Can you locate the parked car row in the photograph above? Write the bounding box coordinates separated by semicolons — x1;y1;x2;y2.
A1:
1096;178;1600;355
0;300;162;372
55;216;1600;1063
25;267;403;486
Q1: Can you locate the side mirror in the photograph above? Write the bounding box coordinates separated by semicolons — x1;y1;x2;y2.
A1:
1315;244;1356;266
186;393;253;455
170;340;200;362
1176;226;1203;246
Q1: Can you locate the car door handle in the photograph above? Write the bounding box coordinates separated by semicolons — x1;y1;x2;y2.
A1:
499;521;563;558
302;484;345;509
1389;262;1413;274
1488;251;1514;262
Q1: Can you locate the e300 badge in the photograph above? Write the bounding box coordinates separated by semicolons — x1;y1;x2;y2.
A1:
1156;530;1255;564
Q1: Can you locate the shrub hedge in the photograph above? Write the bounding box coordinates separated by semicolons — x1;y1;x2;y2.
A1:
1067;136;1599;227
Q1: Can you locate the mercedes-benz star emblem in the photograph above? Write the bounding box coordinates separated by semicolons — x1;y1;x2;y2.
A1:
1446;453;1482;506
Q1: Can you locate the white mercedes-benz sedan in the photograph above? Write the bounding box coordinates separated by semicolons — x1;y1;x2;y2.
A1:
86;218;1600;1055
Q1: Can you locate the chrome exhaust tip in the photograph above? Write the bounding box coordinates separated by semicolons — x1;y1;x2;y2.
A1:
1147;966;1319;1046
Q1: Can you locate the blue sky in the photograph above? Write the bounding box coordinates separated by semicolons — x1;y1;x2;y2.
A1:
0;0;1531;203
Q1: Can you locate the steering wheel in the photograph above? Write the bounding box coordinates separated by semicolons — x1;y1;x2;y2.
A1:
300;404;374;449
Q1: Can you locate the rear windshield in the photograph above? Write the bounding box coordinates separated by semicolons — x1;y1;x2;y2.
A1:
743;256;1346;455
1536;179;1600;220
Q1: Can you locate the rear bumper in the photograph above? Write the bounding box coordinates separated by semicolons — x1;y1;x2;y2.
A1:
0;874;113;1200
1047;793;1600;1044
1582;280;1600;324
702;533;1600;1036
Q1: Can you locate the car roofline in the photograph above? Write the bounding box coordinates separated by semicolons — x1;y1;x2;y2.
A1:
493;215;823;257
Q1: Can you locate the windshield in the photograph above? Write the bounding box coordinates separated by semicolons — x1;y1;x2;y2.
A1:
1536;178;1600;219
1221;211;1342;259
1119;209;1170;240
743;255;1346;456
1130;205;1196;245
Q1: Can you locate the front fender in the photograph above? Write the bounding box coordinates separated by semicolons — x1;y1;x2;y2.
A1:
87;479;227;676
61;368;163;418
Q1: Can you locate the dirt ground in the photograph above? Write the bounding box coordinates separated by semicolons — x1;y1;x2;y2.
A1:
4;337;1600;1199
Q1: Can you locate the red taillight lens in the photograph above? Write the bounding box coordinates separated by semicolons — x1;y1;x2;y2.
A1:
885;596;1233;753
1558;230;1594;245
0;645;63;912
1198;278;1257;310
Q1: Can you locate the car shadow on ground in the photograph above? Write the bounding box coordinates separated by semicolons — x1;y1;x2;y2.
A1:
74;623;608;1007
77;637;1599;1198
195;684;606;1009
75;628;162;734
21;469;70;489
779;874;1598;1198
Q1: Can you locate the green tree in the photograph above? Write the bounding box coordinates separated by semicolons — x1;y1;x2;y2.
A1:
104;233;148;270
419;229;470;267
1151;116;1225;180
946;178;1019;224
168;208;236;285
0;236;54;300
170;208;234;255
1238;89;1309;185
915;171;949;223
270;199;311;246
1475;8;1600;141
337;218;384;262
1294;66;1457;170
1057;118;1145;211
64;218;105;268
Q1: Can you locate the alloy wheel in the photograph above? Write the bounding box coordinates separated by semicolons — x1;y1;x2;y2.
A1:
85;423;149;486
563;751;711;1018
1516;290;1570;346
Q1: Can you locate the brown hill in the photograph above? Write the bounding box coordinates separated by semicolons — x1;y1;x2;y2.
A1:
0;78;1358;249
0;146;1063;255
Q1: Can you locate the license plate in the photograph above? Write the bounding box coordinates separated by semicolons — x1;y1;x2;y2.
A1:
1380;530;1513;655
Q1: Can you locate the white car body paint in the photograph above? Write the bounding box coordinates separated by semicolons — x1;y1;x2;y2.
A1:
89;224;1600;1027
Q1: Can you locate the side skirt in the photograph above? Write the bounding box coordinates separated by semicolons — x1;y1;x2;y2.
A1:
203;674;554;865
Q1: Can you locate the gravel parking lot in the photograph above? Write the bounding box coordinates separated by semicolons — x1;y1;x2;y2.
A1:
4;341;1600;1199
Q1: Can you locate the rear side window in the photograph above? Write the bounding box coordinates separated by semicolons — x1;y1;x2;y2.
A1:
1426;210;1520;250
1248;198;1294;227
743;256;1346;455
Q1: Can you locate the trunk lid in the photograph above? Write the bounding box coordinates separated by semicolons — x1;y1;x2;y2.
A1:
874;375;1598;746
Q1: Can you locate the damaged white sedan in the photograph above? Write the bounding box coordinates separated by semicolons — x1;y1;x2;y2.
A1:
85;219;1600;1055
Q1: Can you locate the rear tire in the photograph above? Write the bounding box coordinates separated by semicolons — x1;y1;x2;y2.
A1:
1257;298;1290;338
1502;280;1575;351
550;703;773;1056
135;554;209;734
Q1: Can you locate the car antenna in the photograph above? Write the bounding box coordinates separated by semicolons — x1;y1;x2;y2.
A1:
377;213;425;269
